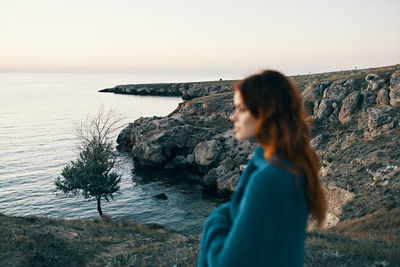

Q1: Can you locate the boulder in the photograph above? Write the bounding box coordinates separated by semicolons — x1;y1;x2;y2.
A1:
365;107;397;139
367;108;395;130
132;141;167;167
361;91;376;110
365;73;380;82
338;91;362;123
194;140;222;167
389;70;400;107
301;81;328;113
315;99;335;119
365;73;385;91
201;165;228;191
154;193;168;200
376;89;390;106
217;171;240;193
322;80;351;102
343;78;356;88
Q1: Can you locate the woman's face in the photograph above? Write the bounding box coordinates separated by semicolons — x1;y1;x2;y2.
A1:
230;91;257;140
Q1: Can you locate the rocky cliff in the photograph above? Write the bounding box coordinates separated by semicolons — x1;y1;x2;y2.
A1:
116;64;400;227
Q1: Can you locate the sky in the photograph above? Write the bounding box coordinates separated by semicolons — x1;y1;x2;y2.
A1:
0;0;399;77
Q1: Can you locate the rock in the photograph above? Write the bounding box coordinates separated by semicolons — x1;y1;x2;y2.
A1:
115;94;234;170
376;89;390;106
220;156;235;171
365;73;380;82
116;124;133;149
194;140;222;167
315;99;335;118
164;155;188;169
132;141;167;167
343;78;356;88
389;70;400;107
301;81;328;113
308;185;354;230
368;164;400;186
329;102;340;121
365;73;385;91
338;91;362;123
370;80;385;91
201;165;228;191
361;91;376;110
217;171;240;193
322;80;351;102
367;108;395;130
239;164;247;172
186;154;195;166
365;107;397;139
310;134;327;150
154;193;168;200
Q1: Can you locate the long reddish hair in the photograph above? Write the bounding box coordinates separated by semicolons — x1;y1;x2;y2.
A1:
234;70;327;226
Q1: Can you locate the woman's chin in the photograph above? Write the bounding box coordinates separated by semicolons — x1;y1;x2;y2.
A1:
234;133;244;141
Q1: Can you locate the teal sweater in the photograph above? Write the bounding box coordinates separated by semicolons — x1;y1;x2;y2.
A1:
198;146;309;267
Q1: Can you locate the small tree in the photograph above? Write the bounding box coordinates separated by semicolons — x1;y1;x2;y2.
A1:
55;107;123;218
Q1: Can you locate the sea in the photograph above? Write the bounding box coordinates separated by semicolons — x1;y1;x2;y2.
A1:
0;72;222;235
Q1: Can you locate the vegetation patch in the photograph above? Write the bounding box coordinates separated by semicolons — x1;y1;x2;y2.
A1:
1;212;399;266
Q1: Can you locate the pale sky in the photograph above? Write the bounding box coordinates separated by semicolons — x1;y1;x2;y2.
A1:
0;0;399;77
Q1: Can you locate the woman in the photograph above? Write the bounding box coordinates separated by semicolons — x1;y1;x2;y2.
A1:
198;70;327;267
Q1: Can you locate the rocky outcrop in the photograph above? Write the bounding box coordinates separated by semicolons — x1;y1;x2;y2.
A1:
117;92;256;193
100;81;233;100
117;64;400;225
389;70;400;107
338;91;362;123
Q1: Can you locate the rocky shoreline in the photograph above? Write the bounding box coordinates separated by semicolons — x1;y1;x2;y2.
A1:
116;64;400;229
99;80;234;100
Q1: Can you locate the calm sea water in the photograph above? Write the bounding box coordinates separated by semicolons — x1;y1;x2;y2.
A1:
0;72;219;235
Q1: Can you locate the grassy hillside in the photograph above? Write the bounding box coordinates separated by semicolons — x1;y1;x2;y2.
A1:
1;209;399;266
0;213;198;266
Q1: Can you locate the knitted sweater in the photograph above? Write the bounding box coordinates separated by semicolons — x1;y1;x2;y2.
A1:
198;146;309;267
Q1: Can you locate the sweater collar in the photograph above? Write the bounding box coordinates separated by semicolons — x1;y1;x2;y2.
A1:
252;146;293;170
252;146;270;169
